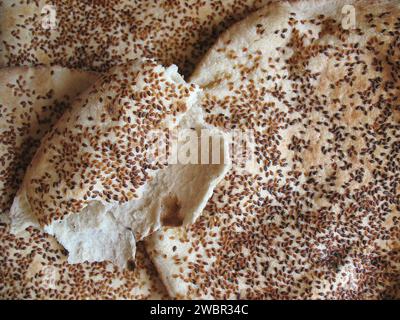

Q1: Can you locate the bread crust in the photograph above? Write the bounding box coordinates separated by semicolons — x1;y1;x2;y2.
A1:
10;59;230;268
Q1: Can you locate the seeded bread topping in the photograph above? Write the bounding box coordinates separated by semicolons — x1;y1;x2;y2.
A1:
0;0;272;76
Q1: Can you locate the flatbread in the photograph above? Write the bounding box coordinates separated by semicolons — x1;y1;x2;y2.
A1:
0;0;272;76
10;59;229;269
0;65;168;299
146;0;400;299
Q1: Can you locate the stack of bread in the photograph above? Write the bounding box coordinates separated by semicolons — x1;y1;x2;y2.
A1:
0;0;399;299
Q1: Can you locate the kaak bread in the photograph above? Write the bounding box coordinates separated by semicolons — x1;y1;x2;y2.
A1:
10;59;229;268
146;0;400;299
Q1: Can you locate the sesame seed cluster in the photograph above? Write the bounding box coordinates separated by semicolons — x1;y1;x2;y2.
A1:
147;0;400;299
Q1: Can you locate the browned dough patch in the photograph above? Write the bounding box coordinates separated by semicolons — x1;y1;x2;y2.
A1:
161;195;183;227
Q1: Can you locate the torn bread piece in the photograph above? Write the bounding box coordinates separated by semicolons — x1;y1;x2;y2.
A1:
10;59;230;268
0;65;167;299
